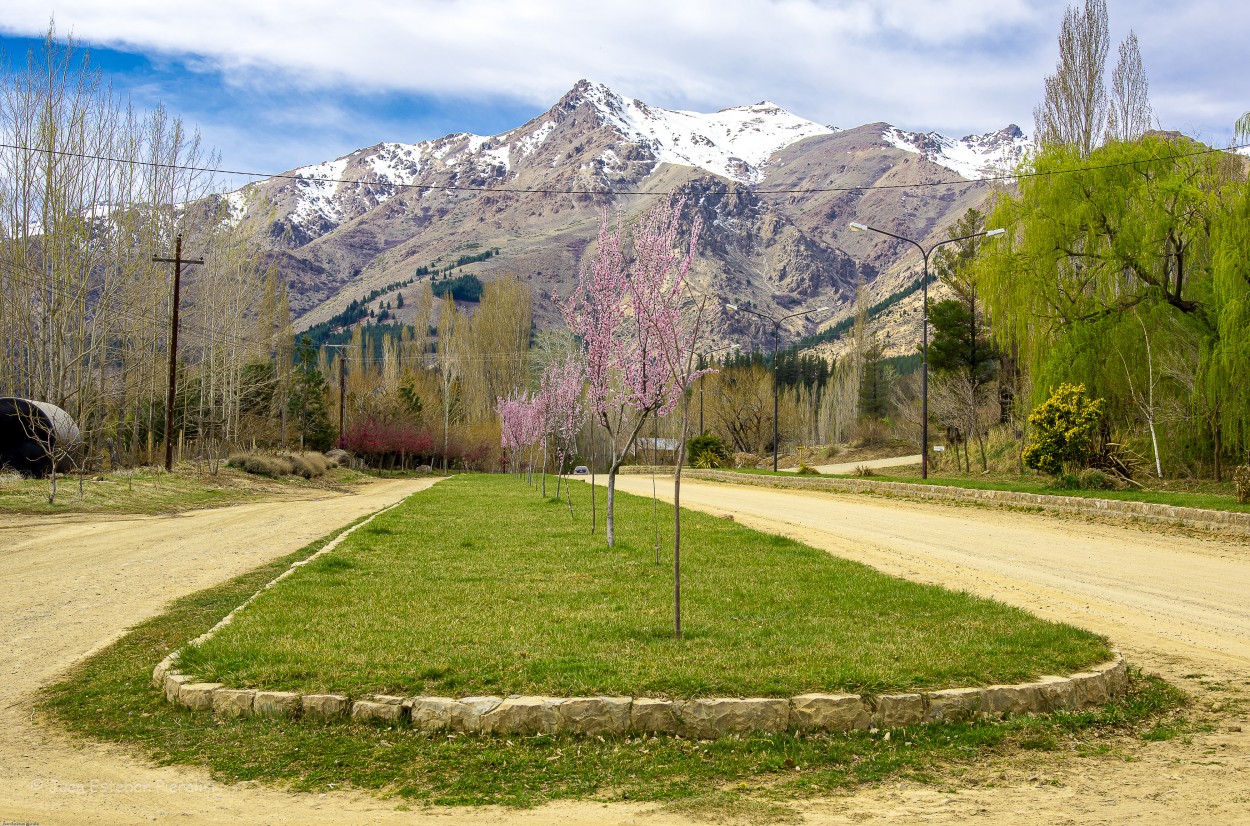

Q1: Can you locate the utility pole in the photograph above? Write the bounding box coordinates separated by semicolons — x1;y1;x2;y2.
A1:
153;235;204;472
725;305;828;472
325;344;348;446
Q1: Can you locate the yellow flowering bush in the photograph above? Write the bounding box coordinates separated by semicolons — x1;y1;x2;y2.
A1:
1022;383;1106;477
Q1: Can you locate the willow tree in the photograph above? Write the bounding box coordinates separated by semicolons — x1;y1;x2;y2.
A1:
976;134;1241;475
1208;182;1250;464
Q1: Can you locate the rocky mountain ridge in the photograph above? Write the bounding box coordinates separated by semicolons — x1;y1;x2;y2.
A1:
221;80;1027;353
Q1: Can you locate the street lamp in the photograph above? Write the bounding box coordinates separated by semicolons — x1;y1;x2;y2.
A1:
698;343;739;435
848;221;1005;479
725;303;830;472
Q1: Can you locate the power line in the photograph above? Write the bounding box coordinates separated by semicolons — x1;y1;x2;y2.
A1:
2;265;562;368
1;264;274;354
3;138;1244;198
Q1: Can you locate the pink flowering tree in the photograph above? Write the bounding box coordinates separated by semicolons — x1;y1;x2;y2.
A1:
541;354;587;513
520;391;547;488
561;194;703;551
497;393;527;477
498;391;547;486
623;194;708;639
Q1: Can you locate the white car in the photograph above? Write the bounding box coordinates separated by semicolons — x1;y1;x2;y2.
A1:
572;465;589;475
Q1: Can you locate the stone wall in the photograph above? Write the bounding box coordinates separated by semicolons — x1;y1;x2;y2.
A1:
152;656;1128;740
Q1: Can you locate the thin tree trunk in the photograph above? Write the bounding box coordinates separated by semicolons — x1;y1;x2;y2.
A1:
590;423;597;534
671;389;697;640
606;468;618;548
1148;420;1162;479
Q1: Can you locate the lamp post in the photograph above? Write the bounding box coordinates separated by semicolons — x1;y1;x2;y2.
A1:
698;343;739;435
725;304;829;472
848;222;1004;478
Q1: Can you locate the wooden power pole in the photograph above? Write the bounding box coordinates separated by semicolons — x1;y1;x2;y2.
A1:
325;343;348;447
153;235;204;472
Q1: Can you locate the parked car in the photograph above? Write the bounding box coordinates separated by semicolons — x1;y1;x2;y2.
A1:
573;465;589;475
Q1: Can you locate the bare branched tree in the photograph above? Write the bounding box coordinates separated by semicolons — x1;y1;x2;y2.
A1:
1033;0;1110;157
1106;31;1153;143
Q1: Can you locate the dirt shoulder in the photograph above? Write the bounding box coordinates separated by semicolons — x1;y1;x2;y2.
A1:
0;477;474;826
0;464;380;517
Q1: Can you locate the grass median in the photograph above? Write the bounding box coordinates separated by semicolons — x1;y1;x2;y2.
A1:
39;473;1185;808
176;473;1109;698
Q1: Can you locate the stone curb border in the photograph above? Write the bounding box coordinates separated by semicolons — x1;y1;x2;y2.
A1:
154;654;1127;740
653;468;1250;537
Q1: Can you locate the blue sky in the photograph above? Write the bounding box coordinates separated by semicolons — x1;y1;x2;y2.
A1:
1;1;1245;191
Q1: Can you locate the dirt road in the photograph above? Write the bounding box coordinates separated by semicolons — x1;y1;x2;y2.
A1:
613;476;1250;823
2;476;1248;824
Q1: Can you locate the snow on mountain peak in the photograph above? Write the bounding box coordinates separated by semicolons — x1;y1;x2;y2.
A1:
570;81;835;183
883;124;1030;179
290;157;349;225
268;80;1026;239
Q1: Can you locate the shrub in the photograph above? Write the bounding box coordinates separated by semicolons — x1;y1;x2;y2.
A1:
687;433;731;469
227;453;294;478
343;417;437;469
279;452;330;479
1052;473;1081;490
852;464;876;477
851;418;890;448
1078;467;1121;490
797;463;820;475
1235;465;1250;504
733;452;760;469
226;452;331;479
1022;383;1106;476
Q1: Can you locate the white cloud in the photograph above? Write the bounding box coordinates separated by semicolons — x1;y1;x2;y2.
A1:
2;0;1245;162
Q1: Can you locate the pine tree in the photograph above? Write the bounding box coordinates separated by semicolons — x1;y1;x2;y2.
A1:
288;337;335;450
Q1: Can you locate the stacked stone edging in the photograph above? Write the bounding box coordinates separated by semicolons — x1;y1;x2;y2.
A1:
660;468;1250;536
153;656;1128;739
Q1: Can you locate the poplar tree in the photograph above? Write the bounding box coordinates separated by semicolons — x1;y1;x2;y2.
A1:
1105;31;1153;143
1034;0;1110;157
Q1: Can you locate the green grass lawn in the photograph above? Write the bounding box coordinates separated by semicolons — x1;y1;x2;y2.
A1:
38;474;1185;808
176;474;1110;699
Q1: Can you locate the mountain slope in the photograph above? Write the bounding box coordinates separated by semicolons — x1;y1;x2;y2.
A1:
222;80;1025;351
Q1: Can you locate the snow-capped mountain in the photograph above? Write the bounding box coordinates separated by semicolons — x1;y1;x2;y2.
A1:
882;124;1030;179
264;81;841;239
569;82;836;182
228;80;1023;347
